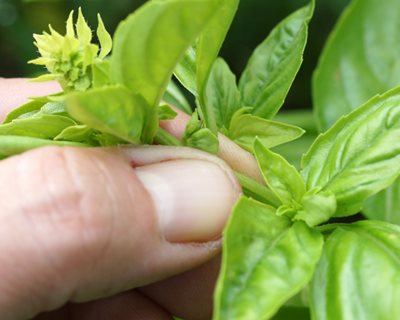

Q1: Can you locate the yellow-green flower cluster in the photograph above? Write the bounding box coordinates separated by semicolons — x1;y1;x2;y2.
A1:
29;8;112;92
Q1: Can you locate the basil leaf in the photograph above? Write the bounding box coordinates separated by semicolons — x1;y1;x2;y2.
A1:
302;87;400;216
92;60;111;88
313;0;400;131
158;104;177;121
111;0;218;109
0;135;87;158
214;197;323;320
174;46;197;95
204;57;241;129
54;125;96;144
311;221;400;319
196;0;240;133
239;1;314;119
229;112;305;153
0;114;75;139
67;85;147;144
255;139;306;205
163;80;192;115
363;178;400;225
2;98;45;123
182;111;219;154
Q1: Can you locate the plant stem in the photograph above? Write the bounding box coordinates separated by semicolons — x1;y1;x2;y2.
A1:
154;128;182;146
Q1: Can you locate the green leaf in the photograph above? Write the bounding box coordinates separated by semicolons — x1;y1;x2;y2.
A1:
239;1;314;119
54;125;96;144
96;14;112;59
363;178;400;225
196;0;240;133
92;60;111;88
204;57;241;129
0;114;75;139
311;221;400;320
111;0;219;109
66;85;148;144
294;188;337;227
229;111;305;153
313;0;400;131
0;135;87;158
272;307;310;320
214;197;323;320
2;98;46;123
182;111;219;154
302;87;400;216
255;139;306;205
174;46;197;95
158;104;178;121
163;80;192;115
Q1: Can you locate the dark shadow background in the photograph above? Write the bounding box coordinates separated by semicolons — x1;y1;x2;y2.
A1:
0;0;349;110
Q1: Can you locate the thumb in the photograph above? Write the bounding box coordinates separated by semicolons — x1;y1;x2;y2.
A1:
0;145;241;319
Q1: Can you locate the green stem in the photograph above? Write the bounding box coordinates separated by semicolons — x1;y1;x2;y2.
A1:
235;171;281;208
154;128;182;146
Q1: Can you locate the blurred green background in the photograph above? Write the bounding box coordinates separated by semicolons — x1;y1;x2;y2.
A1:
0;0;349;110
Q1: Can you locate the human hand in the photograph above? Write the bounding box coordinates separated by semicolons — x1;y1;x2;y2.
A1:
0;79;242;320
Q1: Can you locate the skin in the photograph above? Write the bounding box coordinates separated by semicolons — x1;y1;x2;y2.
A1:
0;78;258;320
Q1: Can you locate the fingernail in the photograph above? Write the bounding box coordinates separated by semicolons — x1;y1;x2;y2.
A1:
135;159;241;243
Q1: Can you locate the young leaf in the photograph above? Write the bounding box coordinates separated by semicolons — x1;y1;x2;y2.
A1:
313;0;400;131
158;104;178;121
67;85;148;144
204;57;241;129
311;221;400;319
111;0;219;109
0;115;76;139
92;60;111;88
239;0;314;119
302;87;400;216
214;197;323;320
229;111;305;153
255;139;306;205
182;111;219;154
96;13;112;59
163;80;192;115
0;135;87;158
54;125;96;144
174;46;197;95
196;0;240;133
2;98;47;123
363;178;400;225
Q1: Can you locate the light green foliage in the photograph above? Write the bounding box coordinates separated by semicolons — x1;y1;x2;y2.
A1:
67;85;148;144
302;87;400;216
229;110;305;153
363;178;400;225
214;197;323;320
163;81;192;115
111;0;219;109
255;139;306;205
239;1;314;119
313;0;400;223
311;221;400;320
196;0;240;133
0;136;87;158
182;111;219;154
204;58;241;130
174;46;197;95
158;104;178;121
313;0;400;131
